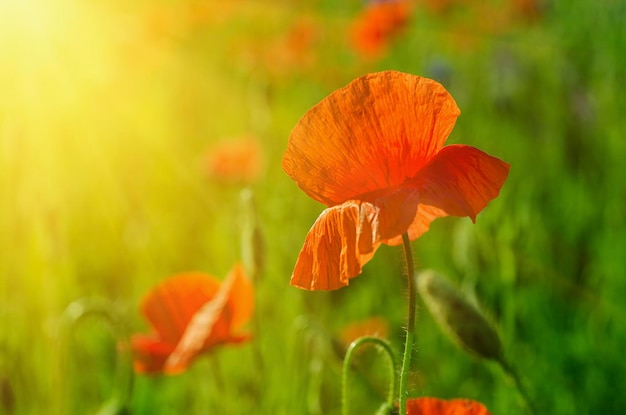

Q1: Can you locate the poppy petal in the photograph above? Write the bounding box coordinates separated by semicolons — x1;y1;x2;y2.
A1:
282;71;460;206
370;187;421;241
226;264;254;331
290;201;381;290
130;334;175;374
407;397;492;414
141;273;221;345
164;265;251;373
382;203;448;246
414;144;510;222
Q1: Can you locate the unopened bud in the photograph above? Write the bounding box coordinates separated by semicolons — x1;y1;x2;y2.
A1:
416;270;502;361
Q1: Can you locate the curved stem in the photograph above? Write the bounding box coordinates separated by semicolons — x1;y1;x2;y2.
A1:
399;232;417;415
58;298;133;415
342;336;397;415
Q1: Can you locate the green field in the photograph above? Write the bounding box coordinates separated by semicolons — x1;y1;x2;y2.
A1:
1;0;625;414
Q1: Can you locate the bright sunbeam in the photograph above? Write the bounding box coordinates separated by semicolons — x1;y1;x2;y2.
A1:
0;0;183;214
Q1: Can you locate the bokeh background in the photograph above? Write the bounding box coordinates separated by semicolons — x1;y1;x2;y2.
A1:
1;0;625;413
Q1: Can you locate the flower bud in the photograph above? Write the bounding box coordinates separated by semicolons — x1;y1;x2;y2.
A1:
416;270;502;361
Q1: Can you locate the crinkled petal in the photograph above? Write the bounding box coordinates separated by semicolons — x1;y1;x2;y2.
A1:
413;144;510;221
407;397;492;415
282;71;460;206
290;201;381;290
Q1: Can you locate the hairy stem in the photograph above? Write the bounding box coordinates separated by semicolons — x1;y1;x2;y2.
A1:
399;232;417;415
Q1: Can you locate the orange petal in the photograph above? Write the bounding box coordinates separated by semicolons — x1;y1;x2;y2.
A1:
407;397;492;415
369;187;421;240
413;144;510;221
382;203;448;246
282;71;460;206
164;265;252;373
131;334;176;374
141;273;221;345
226;264;254;331
290;201;381;290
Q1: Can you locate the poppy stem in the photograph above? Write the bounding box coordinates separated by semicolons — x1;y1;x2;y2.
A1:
497;357;537;415
399;232;416;415
240;188;266;381
341;336;397;415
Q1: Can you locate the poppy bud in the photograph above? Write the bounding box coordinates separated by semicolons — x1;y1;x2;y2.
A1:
416;270;502;362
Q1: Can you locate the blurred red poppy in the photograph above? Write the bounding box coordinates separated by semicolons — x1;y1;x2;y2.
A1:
350;0;412;58
203;136;264;184
510;0;543;22
265;15;319;77
339;316;389;348
131;264;253;374
407;397;492;414
282;71;510;290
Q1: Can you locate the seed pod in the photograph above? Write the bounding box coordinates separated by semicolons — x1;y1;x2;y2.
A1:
416;270;502;361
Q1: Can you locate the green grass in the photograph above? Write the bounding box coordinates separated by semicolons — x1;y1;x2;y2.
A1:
1;0;625;413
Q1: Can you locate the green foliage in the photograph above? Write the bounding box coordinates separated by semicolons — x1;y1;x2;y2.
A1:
1;0;625;413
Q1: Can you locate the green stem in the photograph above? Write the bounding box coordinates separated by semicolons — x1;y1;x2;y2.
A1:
240;188;265;382
342;336;397;415
399;232;416;415
497;357;536;415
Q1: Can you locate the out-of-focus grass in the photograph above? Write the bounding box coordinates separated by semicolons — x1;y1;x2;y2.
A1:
1;0;625;414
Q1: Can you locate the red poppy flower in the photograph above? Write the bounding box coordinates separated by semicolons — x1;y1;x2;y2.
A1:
339;316;389;349
264;16;319;77
282;71;510;290
131;264;253;374
407;397;492;414
202;135;264;184
350;0;412;58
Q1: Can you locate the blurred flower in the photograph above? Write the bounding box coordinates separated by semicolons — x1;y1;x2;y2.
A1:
230;13;320;81
350;0;413;58
510;0;543;23
282;71;510;290
339;316;389;349
407;397;492;414
420;0;456;16
425;0;544;53
265;15;320;77
202;136;264;184
131;264;253;374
